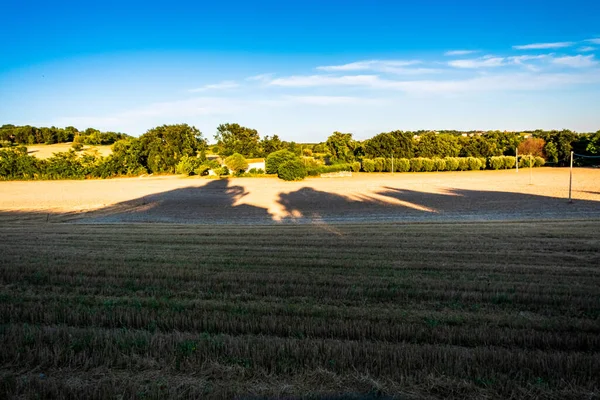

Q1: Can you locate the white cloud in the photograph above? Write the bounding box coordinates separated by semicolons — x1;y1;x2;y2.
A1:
513;41;574;50
552;55;597;68
444;50;477;56
269;74;381;87
448;56;505;68
586;38;600;44
316;60;421;72
246;73;274;82
282;95;382;106
578;46;597;52
188;80;239;92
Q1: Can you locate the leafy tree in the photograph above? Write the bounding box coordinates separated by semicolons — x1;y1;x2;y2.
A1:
224;153;249;174
214;123;260;157
460;136;500;158
544;142;558;163
265;150;299;174
260;134;285;156
325;131;358;162
416;132;460;158
518;138;545;157
139;124;206;173
365;131;414;159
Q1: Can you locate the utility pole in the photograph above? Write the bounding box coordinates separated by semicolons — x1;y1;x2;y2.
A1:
568;151;573;203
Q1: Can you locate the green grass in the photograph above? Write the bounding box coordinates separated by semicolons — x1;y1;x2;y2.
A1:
0;221;599;399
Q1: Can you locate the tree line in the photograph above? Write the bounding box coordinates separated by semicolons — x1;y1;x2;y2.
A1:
1;122;599;181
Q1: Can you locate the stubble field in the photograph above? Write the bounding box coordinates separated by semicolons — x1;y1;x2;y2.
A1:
0;169;599;399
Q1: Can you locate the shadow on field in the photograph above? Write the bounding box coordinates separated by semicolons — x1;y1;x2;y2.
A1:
1;178;599;225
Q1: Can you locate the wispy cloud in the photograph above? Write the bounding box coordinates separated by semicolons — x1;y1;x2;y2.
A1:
444;50;477;56
317;60;420;72
586;38;600;44
282;95;382;106
269;74;381;87
246;73;274;82
552;55;597;68
578;46;596;52
188;80;239;92
448;56;505;68
513;41;574;50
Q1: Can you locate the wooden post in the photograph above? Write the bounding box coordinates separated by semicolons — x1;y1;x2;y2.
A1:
568;151;573;203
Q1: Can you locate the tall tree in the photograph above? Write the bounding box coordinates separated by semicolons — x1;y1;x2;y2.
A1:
214;123;260;157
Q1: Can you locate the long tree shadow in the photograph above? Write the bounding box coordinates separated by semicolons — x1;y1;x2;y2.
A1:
276;186;600;224
1;179;599;225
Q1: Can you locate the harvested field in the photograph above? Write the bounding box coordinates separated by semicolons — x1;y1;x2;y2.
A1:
0;168;599;224
25;143;112;159
0;169;599;398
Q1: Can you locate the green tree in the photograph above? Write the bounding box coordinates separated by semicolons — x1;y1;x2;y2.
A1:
139;124;206;173
416;132;460;158
260;135;284;156
325;131;358;162
265;150;299;174
224;153;249;174
214;123;260;157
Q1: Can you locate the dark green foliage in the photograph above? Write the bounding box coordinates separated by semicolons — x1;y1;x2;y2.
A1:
325;132;359;162
260;135;285;156
224;153;249;175
175;155;203;176
0;124;128;145
139;124;206;173
361;158;375;172
417;132;461;158
265;150;299;174
0;147;41;180
277;159;307;181
214;123;260;157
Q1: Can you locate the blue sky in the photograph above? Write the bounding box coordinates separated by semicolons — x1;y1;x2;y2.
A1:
1;0;600;141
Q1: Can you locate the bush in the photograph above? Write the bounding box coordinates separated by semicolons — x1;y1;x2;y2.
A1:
503;156;516;169
224;153;249;175
302;148;313;157
175;155;202;175
421;158;435;172
213;166;229;176
433;158;446;171
410;158;423;172
489;156;503;170
277;159;307;181
444;157;459;171
373;157;385;172
457;158;469;171
467;157;482;171
478;157;487;170
351;161;361;173
247;168;265;174
265;150;298;174
362;158;375;172
519;156;535;168
396;158;410;172
71;142;84;152
534;156;545;167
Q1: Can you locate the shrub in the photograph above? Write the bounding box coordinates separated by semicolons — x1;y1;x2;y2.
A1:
519;156;535;168
410;158;423;172
467;157;482;171
421;158;435;172
534;156;545;167
362;158;375;172
71;142;84;152
396;158;410;172
433;158;446;171
373;157;385;172
457;157;469;171
444;157;459;171
224;153;248;175
351;161;361;173
302;148;313;157
213;166;229;176
503;156;516;169
489;156;503;170
265;150;298;174
478;157;487;170
277;159;307;181
175;155;202;175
